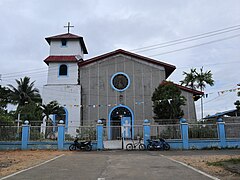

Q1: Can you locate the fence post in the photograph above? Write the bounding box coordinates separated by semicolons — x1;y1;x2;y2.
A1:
96;120;104;150
217;118;226;148
143;119;151;146
58;120;65;150
180;118;189;150
21;120;30;150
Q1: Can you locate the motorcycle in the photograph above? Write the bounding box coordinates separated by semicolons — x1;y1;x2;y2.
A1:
69;138;92;151
147;138;170;151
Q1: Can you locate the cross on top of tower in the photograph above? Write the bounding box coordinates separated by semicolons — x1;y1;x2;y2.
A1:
64;22;74;33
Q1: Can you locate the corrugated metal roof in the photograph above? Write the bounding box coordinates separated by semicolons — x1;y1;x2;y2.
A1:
204;109;238;119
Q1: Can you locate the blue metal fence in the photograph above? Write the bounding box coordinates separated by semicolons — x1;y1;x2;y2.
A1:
0;118;240;150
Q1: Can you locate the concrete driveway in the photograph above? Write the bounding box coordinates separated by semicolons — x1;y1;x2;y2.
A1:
1;150;222;180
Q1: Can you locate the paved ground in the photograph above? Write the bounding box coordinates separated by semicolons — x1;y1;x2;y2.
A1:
0;150;228;180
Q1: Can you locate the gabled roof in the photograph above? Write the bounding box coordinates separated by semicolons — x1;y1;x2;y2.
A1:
44;56;79;65
160;81;204;100
45;33;88;54
79;49;176;78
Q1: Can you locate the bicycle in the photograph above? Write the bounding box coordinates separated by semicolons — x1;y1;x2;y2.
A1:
126;138;146;151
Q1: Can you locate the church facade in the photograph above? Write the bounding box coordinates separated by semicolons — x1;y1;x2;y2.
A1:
42;32;202;138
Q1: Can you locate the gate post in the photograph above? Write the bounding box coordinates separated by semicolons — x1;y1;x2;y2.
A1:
21;120;30;150
217;118;227;148
143;119;150;146
58;120;65;150
97;120;103;150
180;118;189;150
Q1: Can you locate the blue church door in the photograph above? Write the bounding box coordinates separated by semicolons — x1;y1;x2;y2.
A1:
109;106;133;140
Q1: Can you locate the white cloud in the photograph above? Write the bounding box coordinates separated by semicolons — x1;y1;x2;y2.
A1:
0;0;239;118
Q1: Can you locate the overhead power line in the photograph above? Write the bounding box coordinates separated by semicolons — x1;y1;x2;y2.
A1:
1;24;240;79
149;33;240;57
131;24;240;52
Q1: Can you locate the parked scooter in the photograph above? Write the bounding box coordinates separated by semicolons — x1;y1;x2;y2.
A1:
147;138;170;151
69;137;92;151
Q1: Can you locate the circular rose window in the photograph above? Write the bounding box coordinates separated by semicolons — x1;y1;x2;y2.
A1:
111;72;130;92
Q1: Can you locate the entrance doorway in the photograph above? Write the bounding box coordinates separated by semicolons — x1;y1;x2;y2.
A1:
108;105;134;140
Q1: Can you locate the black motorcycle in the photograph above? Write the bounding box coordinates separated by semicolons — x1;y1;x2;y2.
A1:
69;138;92;151
147;138;170;151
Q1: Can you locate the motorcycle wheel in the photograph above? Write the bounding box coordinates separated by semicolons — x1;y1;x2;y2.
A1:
69;144;76;151
126;143;133;151
147;144;152;150
85;145;92;151
164;143;170;150
139;143;146;151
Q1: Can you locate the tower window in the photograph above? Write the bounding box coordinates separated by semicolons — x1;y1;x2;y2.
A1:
59;64;68;76
61;39;67;46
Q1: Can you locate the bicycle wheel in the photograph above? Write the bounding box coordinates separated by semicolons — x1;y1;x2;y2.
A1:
126;143;133;151
164;143;170;151
139;143;146;151
69;144;76;151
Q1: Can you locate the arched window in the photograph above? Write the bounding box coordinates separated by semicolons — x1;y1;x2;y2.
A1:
59;64;68;76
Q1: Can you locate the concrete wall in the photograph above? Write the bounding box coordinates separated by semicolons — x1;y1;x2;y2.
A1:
79;54;165;125
49;40;84;58
42;84;81;135
47;62;79;85
181;90;197;122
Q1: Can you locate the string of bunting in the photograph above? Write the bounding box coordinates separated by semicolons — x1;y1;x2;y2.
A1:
63;101;145;108
61;87;240;107
204;87;240;98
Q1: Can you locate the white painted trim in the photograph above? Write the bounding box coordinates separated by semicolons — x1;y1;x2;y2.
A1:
162;155;220;180
0;154;65;180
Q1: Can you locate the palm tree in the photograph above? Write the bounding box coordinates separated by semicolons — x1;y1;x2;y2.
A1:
8;77;42;110
195;67;214;120
40;100;65;125
180;67;214;120
180;68;197;89
40;100;65;138
195;67;214;91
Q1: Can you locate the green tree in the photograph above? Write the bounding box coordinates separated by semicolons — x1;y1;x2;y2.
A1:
195;67;214;91
17;102;43;126
180;67;214;119
234;100;240;112
40;101;65;125
195;67;214;120
0;85;14;125
40;101;65;139
180;68;197;89
0;109;15;125
0;85;11;110
152;81;186;119
8;77;42;110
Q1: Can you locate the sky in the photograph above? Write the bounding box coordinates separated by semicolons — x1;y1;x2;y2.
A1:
0;0;239;119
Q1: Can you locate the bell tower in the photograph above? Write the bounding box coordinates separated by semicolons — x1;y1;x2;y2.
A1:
44;23;88;85
42;23;87;135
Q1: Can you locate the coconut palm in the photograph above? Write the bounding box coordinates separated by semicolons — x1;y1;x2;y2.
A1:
8;77;42;109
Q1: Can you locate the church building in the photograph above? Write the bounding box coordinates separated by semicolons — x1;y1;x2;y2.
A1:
42;29;203;139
